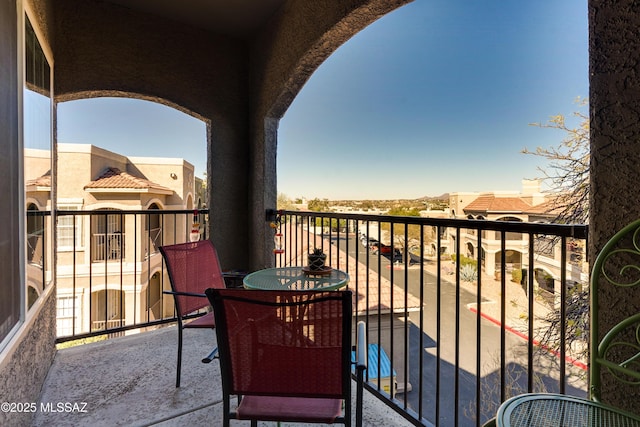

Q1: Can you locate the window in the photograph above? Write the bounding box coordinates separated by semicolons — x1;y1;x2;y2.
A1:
56;295;80;337
26;203;44;266
57;204;84;250
21;11;53;323
24;12;53;313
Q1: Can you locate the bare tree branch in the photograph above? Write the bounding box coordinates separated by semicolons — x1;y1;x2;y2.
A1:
522;97;589;224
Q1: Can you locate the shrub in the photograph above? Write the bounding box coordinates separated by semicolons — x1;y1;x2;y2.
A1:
460;264;477;283
511;269;522;283
450;254;477;268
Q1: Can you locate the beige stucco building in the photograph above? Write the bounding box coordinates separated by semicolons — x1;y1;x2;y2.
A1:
449;181;586;292
26;144;202;338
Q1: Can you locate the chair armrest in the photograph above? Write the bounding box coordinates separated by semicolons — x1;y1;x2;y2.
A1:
355;320;367;427
356;321;367;370
162;290;207;298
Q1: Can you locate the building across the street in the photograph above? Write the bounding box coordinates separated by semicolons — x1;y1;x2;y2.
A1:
25;143;205;338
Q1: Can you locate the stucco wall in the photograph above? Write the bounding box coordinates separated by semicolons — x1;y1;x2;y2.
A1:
50;0;413;272
246;0;412;270
0;288;57;427
589;0;640;412
251;0;412;120
53;0;250;271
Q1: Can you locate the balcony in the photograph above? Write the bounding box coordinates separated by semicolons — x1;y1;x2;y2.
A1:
33;326;412;426
5;1;640;425
39;209;588;426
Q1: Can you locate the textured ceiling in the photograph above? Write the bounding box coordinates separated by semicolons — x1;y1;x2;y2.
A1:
106;0;286;37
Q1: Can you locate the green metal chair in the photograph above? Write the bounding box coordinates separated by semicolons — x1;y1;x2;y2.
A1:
589;218;640;403
487;218;640;426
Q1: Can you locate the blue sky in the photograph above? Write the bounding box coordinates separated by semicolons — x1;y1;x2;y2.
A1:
58;0;588;201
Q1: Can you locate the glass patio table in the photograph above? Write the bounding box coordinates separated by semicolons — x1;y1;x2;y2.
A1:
496;393;640;426
242;266;349;291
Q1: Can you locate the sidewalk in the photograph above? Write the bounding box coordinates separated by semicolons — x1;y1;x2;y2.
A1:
415;257;588;371
428;260;552;335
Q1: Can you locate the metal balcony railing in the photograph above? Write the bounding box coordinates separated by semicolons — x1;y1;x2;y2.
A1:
91;232;124;261
53;209;209;343
273;210;588;426
42;207;589;426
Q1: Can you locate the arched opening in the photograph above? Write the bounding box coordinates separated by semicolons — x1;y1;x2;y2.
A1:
91;289;124;332
277;2;587;202
58;96;207;191
497;216;524;241
147;272;163;321
145;203;161;258
466;241;475;258
91;209;124;262
495;249;523;277
26;202;43;266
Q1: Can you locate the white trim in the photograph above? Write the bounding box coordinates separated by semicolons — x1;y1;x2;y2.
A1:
17;0;26;328
25;197;45;210
143;199;166;210
85;188;173;195
58;198;84;205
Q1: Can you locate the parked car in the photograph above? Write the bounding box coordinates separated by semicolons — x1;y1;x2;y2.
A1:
370;242;395;255
370;242;403;262
361;236;378;248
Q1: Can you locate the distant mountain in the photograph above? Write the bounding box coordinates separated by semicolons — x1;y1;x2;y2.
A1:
417;193;449;201
330;194;449;204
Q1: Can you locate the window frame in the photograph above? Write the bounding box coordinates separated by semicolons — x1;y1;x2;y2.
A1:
57;203;84;252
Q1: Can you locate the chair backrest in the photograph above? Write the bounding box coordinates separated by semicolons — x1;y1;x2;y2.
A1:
589;219;640;401
160;240;226;316
206;288;353;399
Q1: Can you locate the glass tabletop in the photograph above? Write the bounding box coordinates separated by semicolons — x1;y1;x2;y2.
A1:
242;266;349;291
497;393;640;426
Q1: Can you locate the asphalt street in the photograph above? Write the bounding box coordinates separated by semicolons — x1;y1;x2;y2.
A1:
331;234;583;426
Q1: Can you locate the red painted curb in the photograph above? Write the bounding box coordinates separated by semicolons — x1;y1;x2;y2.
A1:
469;306;587;371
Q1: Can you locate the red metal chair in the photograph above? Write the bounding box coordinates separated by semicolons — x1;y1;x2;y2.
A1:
205;288;367;427
160;240;228;388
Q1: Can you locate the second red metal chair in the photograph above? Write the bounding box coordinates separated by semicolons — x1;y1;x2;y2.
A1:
160;240;227;388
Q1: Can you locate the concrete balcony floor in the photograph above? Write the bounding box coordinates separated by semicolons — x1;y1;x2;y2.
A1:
34;326;413;427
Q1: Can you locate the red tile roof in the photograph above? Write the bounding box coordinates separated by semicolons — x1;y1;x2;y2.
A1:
26;172;51;190
525;200;557;214
464;195;532;213
84;167;173;195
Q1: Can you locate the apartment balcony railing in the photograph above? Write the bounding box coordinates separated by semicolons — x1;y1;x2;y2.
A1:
43;208;588;426
273;210;588;426
53;208;209;343
91;231;124;261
